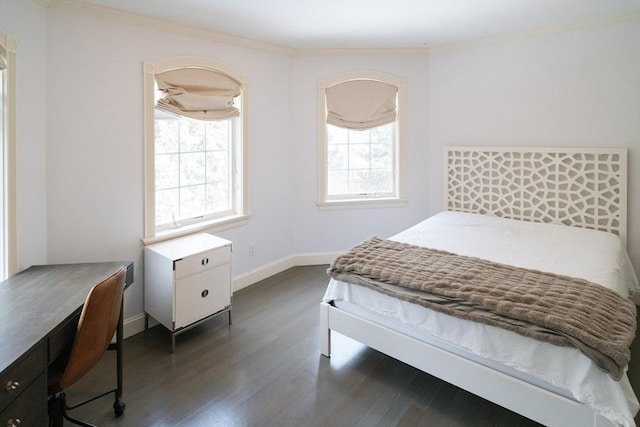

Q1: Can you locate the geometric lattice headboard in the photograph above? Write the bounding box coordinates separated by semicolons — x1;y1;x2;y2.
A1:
445;147;627;245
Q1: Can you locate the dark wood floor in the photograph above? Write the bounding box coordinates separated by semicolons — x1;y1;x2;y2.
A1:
66;265;639;426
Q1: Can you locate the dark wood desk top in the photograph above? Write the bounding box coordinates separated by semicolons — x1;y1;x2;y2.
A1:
0;262;133;374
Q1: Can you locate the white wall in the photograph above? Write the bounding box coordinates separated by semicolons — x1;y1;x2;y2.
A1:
291;54;430;253
45;3;295;319
426;21;640;274
42;6;432;326
0;0;48;270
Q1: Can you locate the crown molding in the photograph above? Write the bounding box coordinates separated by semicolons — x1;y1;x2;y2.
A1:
50;1;639;57
50;0;296;56
428;9;640;54
52;0;428;57
293;47;428;57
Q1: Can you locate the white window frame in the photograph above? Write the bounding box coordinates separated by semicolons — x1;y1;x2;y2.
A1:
317;71;407;210
143;57;249;244
0;33;17;279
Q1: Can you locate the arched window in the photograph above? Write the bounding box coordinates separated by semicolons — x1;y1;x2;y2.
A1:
317;71;406;209
143;57;249;242
0;32;17;278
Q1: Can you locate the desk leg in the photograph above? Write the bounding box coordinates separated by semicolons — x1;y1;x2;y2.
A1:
106;295;126;415
116;296;124;400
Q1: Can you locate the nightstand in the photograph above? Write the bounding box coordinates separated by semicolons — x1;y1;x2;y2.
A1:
144;233;232;352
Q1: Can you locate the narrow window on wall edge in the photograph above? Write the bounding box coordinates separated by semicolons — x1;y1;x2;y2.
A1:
0;33;17;278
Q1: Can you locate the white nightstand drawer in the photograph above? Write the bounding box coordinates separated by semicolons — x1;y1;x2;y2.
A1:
174;263;231;330
174;246;231;280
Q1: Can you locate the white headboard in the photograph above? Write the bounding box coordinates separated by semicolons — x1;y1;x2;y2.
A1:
445;147;627;245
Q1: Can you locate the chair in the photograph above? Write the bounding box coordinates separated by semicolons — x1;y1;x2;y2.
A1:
48;267;127;427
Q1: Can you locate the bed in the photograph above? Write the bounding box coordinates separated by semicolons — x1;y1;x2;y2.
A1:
320;147;639;427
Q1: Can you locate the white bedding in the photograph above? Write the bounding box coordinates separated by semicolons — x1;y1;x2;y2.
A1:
323;211;639;427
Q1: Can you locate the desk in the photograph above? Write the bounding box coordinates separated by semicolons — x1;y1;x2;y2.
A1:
0;262;134;426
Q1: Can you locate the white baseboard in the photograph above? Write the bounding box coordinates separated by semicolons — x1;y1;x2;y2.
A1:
232;252;337;291
124;313;147;338
123;251;339;339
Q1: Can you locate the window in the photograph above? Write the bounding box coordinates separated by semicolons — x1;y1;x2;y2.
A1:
0;33;16;279
317;71;406;209
326;122;395;197
143;57;248;243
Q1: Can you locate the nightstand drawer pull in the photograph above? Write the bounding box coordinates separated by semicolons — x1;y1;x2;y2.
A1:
201;289;209;298
5;380;19;391
201;258;209;266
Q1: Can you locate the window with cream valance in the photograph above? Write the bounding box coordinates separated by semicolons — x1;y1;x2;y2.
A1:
326;79;398;130
154;67;242;121
317;71;406;209
143;57;249;242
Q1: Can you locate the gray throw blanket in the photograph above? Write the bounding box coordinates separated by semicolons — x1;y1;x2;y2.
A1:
327;237;637;380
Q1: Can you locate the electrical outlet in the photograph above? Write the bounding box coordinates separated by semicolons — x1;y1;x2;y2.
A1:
249;243;255;256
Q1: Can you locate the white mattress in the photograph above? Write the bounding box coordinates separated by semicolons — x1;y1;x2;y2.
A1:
323;211;639;427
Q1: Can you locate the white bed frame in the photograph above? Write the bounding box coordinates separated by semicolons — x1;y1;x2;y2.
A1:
320;147;628;427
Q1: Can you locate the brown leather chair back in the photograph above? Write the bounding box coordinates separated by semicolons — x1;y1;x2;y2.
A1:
51;267;126;393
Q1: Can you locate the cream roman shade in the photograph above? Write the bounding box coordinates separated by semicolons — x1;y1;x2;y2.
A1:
155;67;241;121
326;80;397;130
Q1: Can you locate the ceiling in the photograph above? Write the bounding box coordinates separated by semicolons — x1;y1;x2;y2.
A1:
79;0;640;49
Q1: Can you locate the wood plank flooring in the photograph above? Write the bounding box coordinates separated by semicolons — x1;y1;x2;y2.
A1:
65;265;639;426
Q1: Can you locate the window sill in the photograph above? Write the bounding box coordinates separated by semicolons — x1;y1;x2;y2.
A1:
142;213;251;245
316;197;408;211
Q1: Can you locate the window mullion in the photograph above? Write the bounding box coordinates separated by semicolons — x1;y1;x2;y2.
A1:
203;123;208;213
177;121;182;225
